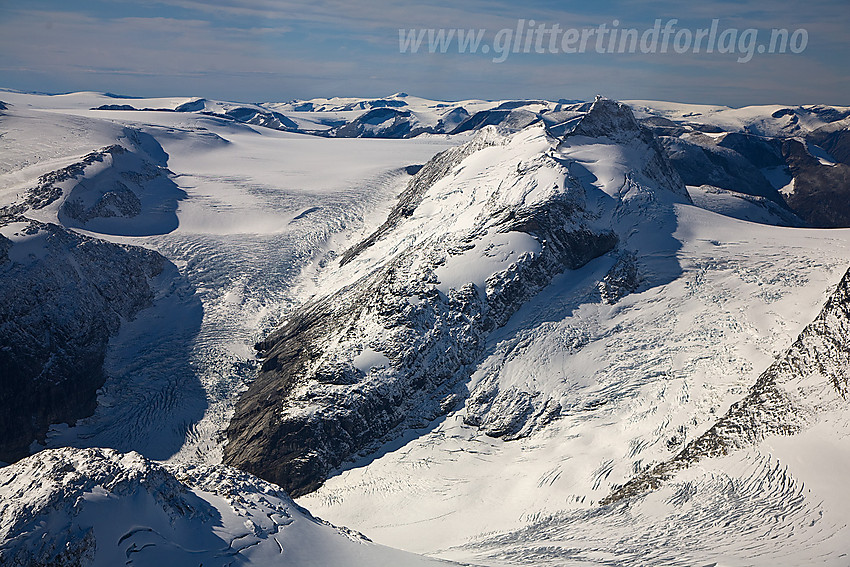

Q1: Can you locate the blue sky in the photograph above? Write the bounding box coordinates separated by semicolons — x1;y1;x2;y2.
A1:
0;0;847;105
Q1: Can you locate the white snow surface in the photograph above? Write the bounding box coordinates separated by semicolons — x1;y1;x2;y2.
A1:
301;202;850;562
626;99;850;137
352;348;391;373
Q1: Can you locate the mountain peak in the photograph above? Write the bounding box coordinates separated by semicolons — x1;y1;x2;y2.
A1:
568;96;645;141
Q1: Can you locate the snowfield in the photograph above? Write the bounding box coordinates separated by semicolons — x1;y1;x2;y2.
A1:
2;89;850;566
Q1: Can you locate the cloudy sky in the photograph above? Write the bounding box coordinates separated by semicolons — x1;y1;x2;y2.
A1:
1;0;847;106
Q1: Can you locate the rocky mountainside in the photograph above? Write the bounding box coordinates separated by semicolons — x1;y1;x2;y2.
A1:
631;101;850;227
0;217;166;464
223;97;690;496
780;138;850;227
0;120;187;464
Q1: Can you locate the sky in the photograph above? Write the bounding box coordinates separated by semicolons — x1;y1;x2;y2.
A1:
0;0;847;106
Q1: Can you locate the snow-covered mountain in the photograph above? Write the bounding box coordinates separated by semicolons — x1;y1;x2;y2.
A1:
223;97;690;495
76;90;583;138
628;100;850;227
2;88;850;566
26;88;849;227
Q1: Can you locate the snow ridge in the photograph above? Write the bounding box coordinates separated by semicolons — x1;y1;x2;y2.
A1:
0;447;450;567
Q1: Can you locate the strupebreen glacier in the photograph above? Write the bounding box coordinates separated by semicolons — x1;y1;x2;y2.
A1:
2;87;850;566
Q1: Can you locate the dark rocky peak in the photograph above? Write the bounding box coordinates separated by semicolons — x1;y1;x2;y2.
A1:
639;116;689;137
174;98;207;112
716;132;784;169
781;138;850;227
367;98;408;108
807;120;850;166
567;96;647;142
771;107;796;119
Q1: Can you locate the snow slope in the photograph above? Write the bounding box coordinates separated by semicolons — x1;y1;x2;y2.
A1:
0;447;455;567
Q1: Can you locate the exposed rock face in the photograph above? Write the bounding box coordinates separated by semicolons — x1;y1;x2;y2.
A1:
1;145;125;216
569;97;655;142
92;103;137;111
2;128;185;236
223;107;299;130
598;252;640;304
224;98;688;496
659;134;787;206
633;103;850;227
603;265;850;504
333;108;416;138
332;106;545;139
0;217;165;463
808;120;850;165
449;108;540;134
639;116;688;137
715;132;785;168
781;138;850;227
